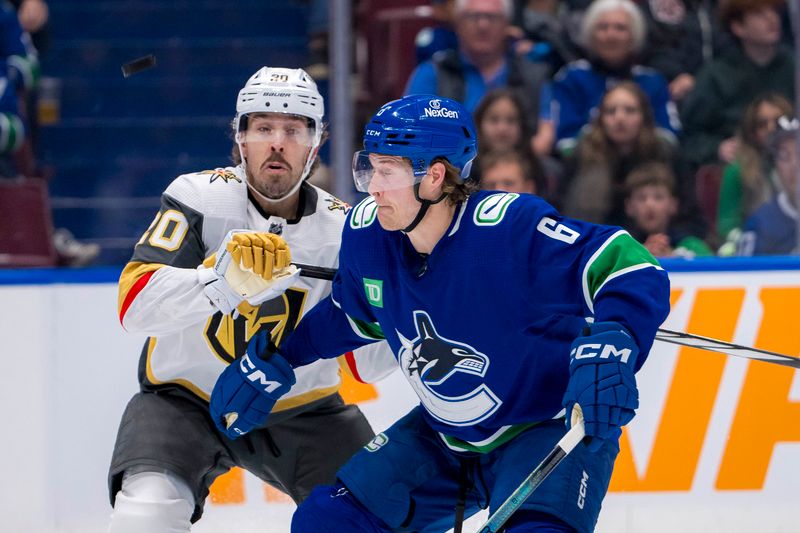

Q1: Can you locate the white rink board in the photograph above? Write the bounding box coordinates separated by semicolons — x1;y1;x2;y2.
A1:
1;263;799;532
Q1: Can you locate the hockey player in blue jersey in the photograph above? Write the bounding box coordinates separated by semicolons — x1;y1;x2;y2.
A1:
209;94;671;532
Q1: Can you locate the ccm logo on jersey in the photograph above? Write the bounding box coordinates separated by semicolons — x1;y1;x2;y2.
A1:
571;343;633;364
239;354;283;393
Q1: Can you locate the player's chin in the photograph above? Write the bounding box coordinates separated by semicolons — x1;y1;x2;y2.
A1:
376;210;401;231
255;180;293;199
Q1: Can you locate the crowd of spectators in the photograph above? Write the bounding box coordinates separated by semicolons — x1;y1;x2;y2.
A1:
402;0;797;257
4;0;798;265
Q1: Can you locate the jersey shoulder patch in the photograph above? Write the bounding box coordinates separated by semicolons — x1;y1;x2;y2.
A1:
324;195;349;214
165;167;246;214
472;192;519;226
349;196;378;230
312;184;350;218
198;167;243;184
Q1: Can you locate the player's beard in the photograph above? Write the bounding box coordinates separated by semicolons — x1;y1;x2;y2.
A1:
249;153;301;199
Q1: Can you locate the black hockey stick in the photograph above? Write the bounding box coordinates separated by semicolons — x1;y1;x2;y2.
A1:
655;328;800;369
475;405;586;533
293;264;800;369
293;262;339;280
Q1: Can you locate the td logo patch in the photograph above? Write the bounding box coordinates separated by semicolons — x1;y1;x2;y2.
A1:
363;278;383;308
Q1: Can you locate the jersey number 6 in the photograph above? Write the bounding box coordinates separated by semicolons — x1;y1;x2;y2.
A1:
536;217;580;244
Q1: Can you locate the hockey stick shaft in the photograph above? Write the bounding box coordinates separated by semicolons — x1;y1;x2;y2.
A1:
655;328;800;369
293;263;338;281
476;406;586;533
293;264;800;369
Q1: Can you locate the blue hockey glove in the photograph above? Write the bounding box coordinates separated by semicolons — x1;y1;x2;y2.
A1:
562;321;639;452
209;330;296;439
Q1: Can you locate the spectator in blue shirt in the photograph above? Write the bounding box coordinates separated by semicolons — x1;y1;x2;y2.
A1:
405;0;554;157
553;0;680;155
413;0;459;65
561;81;701;238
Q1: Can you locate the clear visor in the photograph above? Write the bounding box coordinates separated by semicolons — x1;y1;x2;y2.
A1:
352;151;424;193
236;115;316;148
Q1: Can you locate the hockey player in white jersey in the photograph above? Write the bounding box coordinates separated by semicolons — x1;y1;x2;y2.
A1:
107;67;395;532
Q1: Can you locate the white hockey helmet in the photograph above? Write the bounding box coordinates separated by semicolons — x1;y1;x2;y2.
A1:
235;67;325;194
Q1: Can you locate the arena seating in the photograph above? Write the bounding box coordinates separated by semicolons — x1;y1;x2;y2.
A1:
356;1;434;112
39;0;311;264
0;179;57;267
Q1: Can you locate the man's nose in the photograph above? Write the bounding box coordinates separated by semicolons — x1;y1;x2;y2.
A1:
270;136;285;151
367;179;381;197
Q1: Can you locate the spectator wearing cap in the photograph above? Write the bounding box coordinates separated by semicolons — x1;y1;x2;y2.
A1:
404;0;554;157
680;0;794;169
737;116;800;256
552;0;680;156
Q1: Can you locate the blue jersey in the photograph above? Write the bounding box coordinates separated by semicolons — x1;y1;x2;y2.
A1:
282;191;670;449
738;192;799;256
553;59;679;152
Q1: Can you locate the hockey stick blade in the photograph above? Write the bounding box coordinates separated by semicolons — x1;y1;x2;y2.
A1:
656;328;800;369
476;406;586;533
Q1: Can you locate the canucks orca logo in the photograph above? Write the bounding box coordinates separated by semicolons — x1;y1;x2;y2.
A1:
397;311;501;426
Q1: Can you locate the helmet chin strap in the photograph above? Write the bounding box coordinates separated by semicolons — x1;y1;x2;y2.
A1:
402;182;446;233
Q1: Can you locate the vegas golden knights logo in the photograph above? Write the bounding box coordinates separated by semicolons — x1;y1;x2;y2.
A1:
201;168;242;184
204;287;308;363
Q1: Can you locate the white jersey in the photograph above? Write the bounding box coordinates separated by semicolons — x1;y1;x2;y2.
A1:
117;166;394;411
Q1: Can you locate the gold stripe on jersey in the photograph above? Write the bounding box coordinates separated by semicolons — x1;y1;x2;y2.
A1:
118;262;165;316
144;337;211;400
147;335;342;409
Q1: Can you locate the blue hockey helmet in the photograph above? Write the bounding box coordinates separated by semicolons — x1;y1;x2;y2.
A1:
354;94;478;192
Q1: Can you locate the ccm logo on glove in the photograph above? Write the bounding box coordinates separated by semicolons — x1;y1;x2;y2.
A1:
571;341;633;364
240;353;284;394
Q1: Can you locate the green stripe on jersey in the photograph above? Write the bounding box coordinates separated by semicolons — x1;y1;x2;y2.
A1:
439;421;540;454
583;231;661;310
346;314;385;340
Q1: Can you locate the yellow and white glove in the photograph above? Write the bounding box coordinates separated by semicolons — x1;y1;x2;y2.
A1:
198;230;300;315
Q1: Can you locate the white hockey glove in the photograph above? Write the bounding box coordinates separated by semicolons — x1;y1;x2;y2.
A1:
198;230;300;315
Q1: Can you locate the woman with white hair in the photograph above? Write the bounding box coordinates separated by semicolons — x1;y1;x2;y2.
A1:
553;0;680;155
